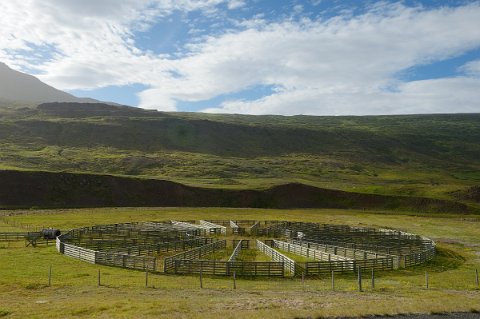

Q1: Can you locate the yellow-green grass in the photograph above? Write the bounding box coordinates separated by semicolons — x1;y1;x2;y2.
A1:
0;220;25;232
0;207;479;318
237;249;272;262
203;248;234;261
275;248;317;263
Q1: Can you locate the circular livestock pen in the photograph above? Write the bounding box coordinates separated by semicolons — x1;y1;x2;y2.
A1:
56;220;436;277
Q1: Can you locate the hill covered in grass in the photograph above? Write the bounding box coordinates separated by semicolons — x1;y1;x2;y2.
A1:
0;170;471;213
0;102;479;209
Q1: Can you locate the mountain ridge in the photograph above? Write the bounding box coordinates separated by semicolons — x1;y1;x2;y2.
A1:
0;62;98;105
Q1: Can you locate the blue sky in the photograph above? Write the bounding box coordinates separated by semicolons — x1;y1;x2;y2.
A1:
1;0;480;115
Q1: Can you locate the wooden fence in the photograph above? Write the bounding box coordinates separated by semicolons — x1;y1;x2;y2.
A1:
164;240;226;272
200;220;227;234
403;245;436;267
287;239;388;261
228;240;244;262
227;221;242;235
95;251;156;271
249;221;260;234
0;232;32;241
282;222;433;255
0;231;57;247
54;220;436;276
82;238;214;256
171;221;222;235
163;239;284;276
301;255;394;276
171;260;285;277
256;239;297;275
57;234;158;271
273;240;351;262
62;242;96;264
232;239;250;249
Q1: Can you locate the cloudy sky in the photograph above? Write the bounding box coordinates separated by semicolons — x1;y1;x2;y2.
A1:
1;0;480;115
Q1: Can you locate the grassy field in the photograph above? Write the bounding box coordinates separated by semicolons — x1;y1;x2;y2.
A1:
0;207;479;318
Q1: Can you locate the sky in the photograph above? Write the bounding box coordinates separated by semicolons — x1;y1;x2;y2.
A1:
1;0;480;115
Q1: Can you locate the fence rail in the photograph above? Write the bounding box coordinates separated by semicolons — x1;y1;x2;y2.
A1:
96;251;156;271
81;238;213;256
0;232;32;241
228;240;244;262
200;220;227;234
171;221;222;234
256;239;297;275
164;240;226;272
172;260;285;277
287;239;387;261
300;256;394;276
57;233;158;271
62;242;96;264
403;246;436;267
273;240;350;262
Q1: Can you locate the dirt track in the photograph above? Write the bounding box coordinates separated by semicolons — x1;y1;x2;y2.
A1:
331;313;480;319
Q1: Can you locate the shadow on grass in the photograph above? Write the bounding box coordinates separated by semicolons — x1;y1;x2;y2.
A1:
382;246;466;279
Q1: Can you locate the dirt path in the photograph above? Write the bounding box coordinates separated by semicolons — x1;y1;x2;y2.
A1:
331;313;480;319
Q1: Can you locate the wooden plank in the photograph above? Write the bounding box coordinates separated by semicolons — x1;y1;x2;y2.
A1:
256;240;295;275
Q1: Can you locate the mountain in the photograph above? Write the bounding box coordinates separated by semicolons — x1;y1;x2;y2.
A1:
0;62;97;105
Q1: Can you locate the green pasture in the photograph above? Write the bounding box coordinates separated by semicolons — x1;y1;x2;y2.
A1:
0;207;479;318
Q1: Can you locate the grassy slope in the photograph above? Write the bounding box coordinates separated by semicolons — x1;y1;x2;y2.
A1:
0;170;472;213
0;208;479;318
0;103;479;205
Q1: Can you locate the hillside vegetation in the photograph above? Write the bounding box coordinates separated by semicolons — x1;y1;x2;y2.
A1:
0;102;479;208
0;170;470;213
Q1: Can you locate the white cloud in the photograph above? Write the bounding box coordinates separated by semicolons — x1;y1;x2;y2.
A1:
203;77;480;115
1;1;480;114
228;0;246;10
138;3;480;113
460;59;480;76
0;0;226;89
137;87;178;111
293;5;304;14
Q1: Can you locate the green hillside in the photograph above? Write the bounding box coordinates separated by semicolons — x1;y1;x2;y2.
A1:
0;102;479;207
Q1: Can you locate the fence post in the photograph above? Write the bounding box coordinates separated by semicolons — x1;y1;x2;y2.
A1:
331;271;335;291
145;270;149;288
425;271;429;289
233;271;236;290
98;269;101;287
200;268;203;289
358;267;362;292
475;269;479;288
371;268;375;289
302;272;305;291
48;265;52;287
